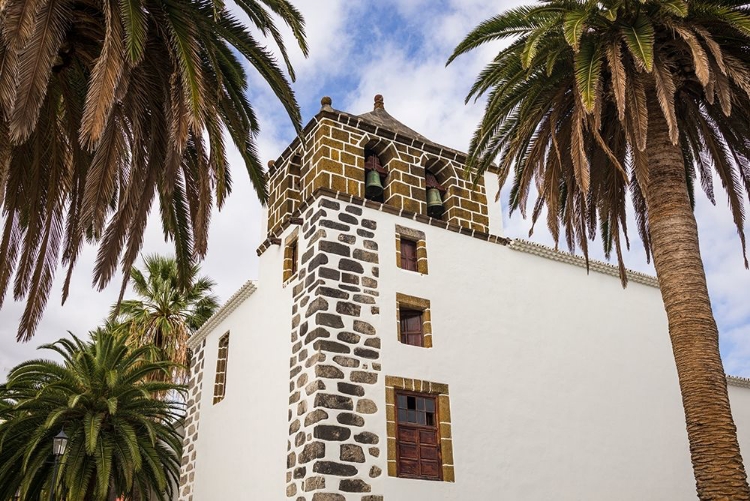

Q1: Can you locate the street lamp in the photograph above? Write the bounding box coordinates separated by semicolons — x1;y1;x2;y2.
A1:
48;429;67;501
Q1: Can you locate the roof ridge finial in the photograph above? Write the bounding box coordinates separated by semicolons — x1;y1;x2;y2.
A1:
374;94;384;110
320;96;333;111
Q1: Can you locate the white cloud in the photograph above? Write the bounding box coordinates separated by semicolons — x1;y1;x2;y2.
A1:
1;1;749;381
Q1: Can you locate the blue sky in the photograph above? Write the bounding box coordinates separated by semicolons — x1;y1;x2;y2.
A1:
0;0;748;378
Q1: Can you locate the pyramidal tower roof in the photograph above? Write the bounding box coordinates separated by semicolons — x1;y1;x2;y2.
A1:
355;94;432;145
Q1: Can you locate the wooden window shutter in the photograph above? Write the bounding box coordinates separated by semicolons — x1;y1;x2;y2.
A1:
400;238;418;271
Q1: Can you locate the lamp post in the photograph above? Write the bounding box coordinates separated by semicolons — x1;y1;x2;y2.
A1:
48;429;67;501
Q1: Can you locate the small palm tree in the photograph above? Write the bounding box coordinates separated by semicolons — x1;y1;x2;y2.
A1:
115;254;218;384
0;0;307;341
450;1;750;498
0;328;184;500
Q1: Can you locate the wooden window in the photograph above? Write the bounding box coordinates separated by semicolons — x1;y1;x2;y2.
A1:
213;333;230;404
396;391;442;480
399;309;423;347
400;238;418;272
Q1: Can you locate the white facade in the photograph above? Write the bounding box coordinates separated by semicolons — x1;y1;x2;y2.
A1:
177;104;750;501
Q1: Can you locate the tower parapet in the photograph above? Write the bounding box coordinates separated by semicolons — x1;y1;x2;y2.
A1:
264;96;493;244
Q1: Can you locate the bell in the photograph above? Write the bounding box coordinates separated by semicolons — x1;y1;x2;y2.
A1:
365;169;384;198
426;188;443;217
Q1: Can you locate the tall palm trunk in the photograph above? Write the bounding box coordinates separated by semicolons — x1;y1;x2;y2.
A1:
643;94;750;499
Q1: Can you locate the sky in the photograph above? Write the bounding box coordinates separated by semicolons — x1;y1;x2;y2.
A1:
1;0;749;379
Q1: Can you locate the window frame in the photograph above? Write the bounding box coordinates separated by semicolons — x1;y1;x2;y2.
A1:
399;238;418;272
394;390;443;481
399;308;424;347
213;332;230;404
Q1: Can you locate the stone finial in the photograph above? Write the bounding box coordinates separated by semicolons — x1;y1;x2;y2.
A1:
374;94;384;110
321;96;333;111
268;160;275;169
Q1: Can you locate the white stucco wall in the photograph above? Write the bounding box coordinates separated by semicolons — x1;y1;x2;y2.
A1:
189;238;293;501
730;384;750;476
187;191;750;500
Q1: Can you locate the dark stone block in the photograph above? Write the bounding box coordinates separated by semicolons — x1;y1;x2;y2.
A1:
357;229;375;238
305;297;329;317
339;213;358;225
311;494;344;501
338;234;356;245
364;338;381;349
337;412;365;428
318;267;341;280
301;246;315;265
337;382;365;397
353;432;379;444
362;219;377;230
336;301;361;317
318;287;349;299
340;284;360;292
363;240;378;251
333;355;360;368
288;452;296;468
314;393;353;410
337;331;360;344
320;199;340;210
354;347;379;360
338;259;364;274
371;266;379;277
316;313;344;328
305;380;326;396
361;277;378;288
300;321;309;337
314;425;351;441
339;479;371;493
353;249;378;264
308;253;329;272
319;241;351;257
320;219;350;232
305;409;328;427
352;320;376;336
315;365;344;379
309;209;327;227
350;371;378;384
313;340;351;354
294;466;306;479
305;327;330;344
299;441;325;463
345;205;363;215
340;443;365;462
353;294;375;304
341;273;360;285
312;461;357;477
290;419;300;434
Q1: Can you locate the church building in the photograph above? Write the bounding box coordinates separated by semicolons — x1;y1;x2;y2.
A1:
176;95;750;500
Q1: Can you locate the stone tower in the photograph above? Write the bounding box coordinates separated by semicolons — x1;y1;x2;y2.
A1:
260;95;497;500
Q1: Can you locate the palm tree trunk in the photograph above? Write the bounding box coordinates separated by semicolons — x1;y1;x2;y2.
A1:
643;93;750;499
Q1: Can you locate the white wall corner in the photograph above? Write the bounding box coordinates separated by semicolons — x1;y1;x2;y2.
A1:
483;170;503;236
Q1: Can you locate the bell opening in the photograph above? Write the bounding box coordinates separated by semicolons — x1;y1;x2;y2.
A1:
364;151;386;203
425;171;445;219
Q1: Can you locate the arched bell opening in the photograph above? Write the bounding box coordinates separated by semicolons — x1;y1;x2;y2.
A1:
425;169;447;219
364;149;388;203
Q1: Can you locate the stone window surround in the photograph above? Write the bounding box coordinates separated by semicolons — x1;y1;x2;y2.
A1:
396;293;432;348
385;376;454;482
282;227;300;284
395;225;428;274
213;332;230;405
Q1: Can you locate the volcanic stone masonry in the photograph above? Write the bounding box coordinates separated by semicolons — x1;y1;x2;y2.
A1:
178;339;206;501
286;197;385;501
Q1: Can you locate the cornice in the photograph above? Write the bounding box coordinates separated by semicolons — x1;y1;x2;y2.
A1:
508;239;660;288
187;280;257;349
728;375;750;389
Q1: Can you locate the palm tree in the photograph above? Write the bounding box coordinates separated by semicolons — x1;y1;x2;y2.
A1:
449;1;750;498
0;327;184;500
0;0;307;341
114;254;218;384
